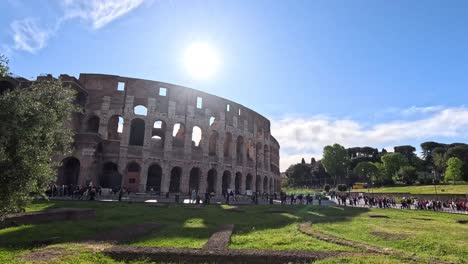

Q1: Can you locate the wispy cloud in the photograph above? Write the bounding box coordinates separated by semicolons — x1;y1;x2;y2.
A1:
8;0;146;53
273;106;468;170
10;18;51;53
61;0;145;29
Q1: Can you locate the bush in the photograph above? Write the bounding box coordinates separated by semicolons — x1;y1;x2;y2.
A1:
337;184;347;192
323;184;331;193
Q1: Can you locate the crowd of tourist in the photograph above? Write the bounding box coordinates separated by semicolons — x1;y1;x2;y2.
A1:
332;193;468;213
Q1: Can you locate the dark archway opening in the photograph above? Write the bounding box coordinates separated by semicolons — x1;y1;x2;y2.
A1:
222;171;231;195
86;116;100;133
129;118;145;146
246;174;253;191
100;162;121;189
57;157;80;186
189;167;201;193
169;167;182;192
206;169;217;193
235;172;242;194
147;164;162;192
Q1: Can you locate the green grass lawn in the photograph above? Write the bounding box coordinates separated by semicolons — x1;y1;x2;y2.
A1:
350;184;468;194
282;187;321;195
0;200;467;263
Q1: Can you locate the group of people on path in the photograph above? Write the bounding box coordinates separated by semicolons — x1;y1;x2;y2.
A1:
333;193;468;213
279;193;323;206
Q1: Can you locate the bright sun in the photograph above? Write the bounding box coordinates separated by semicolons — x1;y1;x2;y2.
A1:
184;43;220;79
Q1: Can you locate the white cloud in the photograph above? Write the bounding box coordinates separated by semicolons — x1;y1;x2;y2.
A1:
272;107;468;171
61;0;145;29
8;0;146;53
10;18;51;53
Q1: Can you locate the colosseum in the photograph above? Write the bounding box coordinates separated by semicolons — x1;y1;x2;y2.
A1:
4;73;281;197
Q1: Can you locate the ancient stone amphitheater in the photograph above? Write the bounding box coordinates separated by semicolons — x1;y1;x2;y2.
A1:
17;74;280;196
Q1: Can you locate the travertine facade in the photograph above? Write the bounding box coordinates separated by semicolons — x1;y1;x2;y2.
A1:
27;73;281;196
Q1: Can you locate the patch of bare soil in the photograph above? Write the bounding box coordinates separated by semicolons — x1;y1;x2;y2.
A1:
371;232;411;240
412;218;433;221
296;222;451;264
457;219;468;224
19;247;76;263
86;222;161;243
369;214;389;218
103;245;379;264
203;224;234;251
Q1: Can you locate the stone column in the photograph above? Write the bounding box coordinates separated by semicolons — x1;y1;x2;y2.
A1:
160;164;171;194
139;163;149;192
180;166;190;195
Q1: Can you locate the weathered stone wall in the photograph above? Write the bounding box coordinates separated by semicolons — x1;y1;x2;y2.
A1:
54;73;281;196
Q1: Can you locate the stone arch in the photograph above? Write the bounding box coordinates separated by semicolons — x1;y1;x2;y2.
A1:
134;105;148;116
189;167;201;192
152;120;166;148
222;171;231;195
169;167;182;192
129;118;145;146
263;176;268;193
125;162;141;192
246;173;253;191
172;123;185;147
256;142;263;167
100;162;121;189
235;172;242;194
191;126;202;147
57;157;80;186
107;115;124;140
86;115;100;133
247;139;255;161
224;132;232;157
236;136;244;164
147;164;162;192
206;169;217;193
209;130;219;156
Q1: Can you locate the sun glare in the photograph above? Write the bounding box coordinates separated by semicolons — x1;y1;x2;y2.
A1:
184;43;220;79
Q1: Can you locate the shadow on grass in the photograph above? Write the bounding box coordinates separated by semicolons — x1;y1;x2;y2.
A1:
0;201;370;250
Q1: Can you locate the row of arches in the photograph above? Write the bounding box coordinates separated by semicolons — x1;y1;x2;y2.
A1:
85;114;277;168
56;157;280;194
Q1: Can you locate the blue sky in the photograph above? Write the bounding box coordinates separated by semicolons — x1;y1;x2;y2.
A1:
2;0;468;170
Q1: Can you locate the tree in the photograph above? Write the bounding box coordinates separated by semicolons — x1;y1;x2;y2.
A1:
322;143;350;186
432;148;447;173
381;153;408;184
0;69;80;217
394;145;416;163
371;162;386;186
445;157;462;184
323;184;331;192
397;166;418;185
446;145;468;181
301;158;306;164
285;163;313;187
0;54;9;77
353;161;378;184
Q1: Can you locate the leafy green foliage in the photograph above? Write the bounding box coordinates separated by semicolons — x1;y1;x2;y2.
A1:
337;184;347;192
381;153;408;184
353;161;378;183
322;143;350;185
397;166;418;185
0;54;9;77
445;157;462;184
446;145;468;181
0;76;80;217
323;184;331;192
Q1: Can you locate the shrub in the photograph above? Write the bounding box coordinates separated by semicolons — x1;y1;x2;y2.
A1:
323;184;331;193
337;184;347;192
